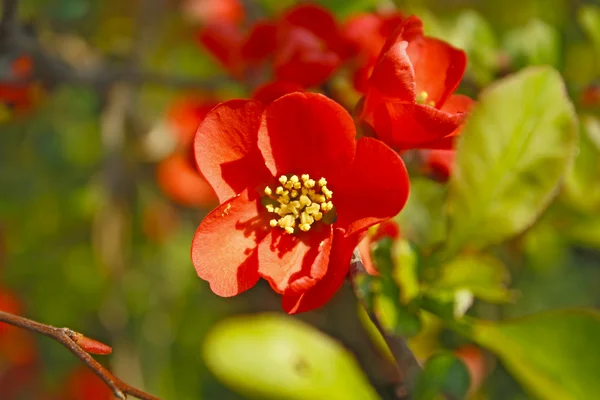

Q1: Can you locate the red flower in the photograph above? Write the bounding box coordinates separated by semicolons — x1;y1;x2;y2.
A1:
1;55;43;123
181;0;244;25
342;11;405;93
356;16;474;150
420;149;455;182
156;97;218;208
192;92;409;313
198;4;352;87
252;80;304;104
62;367;114;400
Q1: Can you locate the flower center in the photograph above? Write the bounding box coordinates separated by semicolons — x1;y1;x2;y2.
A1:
416;91;435;107
263;174;334;234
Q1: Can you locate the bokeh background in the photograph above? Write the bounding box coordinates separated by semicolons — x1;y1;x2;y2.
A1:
1;0;600;399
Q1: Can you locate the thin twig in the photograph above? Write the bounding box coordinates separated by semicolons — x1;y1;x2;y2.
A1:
0;311;161;400
349;249;421;400
0;0;19;43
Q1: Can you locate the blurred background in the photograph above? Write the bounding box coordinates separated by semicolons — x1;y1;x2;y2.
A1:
1;0;600;399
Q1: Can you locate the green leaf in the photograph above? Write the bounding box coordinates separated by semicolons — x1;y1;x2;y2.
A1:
203;314;379;400
427;255;514;303
445;66;578;255
503;19;561;68
372;239;422;337
471;309;600;400
446;10;499;86
413;352;471;400
563;115;600;212
396;178;447;249
579;5;600;51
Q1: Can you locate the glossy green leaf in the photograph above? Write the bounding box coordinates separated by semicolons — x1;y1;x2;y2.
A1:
413;352;470;400
471;309;600;400
503;19;560;68
427;255;514;303
203;314;380;400
445;66;578;255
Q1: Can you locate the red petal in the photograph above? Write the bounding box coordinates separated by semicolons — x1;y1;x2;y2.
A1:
283;4;340;50
377;102;466;150
378;15;424;61
195;99;271;203
191;189;270;297
335;137;409;237
197;23;244;76
281;229;357;314
156;152;218;208
258;92;356;185
258;226;333;294
357;233;379;276
167;97;217;148
407;37;467;107
241;21;278;63
273;26;341;87
440;94;475;136
252;80;305;105
369;40;416;101
421;149;455;182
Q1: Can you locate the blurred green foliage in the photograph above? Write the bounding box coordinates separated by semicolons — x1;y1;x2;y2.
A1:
1;0;600;399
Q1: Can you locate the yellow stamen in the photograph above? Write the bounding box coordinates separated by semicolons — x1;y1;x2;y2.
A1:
263;173;335;234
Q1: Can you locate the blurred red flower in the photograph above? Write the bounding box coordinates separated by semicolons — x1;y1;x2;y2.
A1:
198;4;352;87
192;92;409;313
62;366;114;400
342;11;405;93
0;289;39;399
181;0;244;25
356;16;474;150
420;148;456;182
156;97;218;208
1;55;43;123
251;80;304;104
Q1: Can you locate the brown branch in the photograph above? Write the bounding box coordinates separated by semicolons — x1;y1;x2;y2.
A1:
0;311;161;400
348;249;421;400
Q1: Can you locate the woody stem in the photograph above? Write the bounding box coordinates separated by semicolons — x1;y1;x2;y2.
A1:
348;249;422;400
0;311;161;400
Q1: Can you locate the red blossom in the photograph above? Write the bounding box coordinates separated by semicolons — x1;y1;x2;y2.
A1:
156;98;218;208
420;148;455;182
62;366;114;400
198;4;352;87
356;16;474;151
342;11;405;93
181;0;244;25
191;92;409;313
252;80;305;104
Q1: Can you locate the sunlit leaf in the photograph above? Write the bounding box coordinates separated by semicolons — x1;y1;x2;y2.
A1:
203;314;380;400
503;19;560;68
579;5;600;51
427;255;514;303
396;178;446;249
446;10;498;85
563;115;600;212
471;309;600;400
445;66;578;255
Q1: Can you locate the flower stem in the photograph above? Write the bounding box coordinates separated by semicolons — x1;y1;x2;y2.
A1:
348;249;422;399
